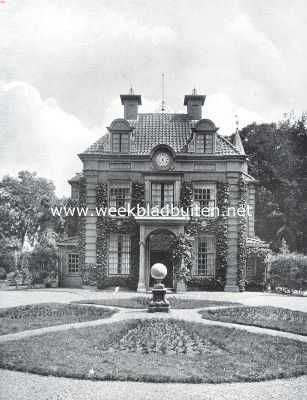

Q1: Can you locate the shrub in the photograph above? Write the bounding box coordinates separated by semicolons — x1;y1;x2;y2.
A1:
0;240;15;273
0;267;7;280
269;253;307;291
187;276;224;291
97;275;137;290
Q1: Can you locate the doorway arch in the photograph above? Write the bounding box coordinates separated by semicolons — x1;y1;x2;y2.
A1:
146;229;176;288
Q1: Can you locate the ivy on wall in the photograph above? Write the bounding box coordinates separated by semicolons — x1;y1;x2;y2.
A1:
180;182;193;210
182;181;230;290
237;176;248;291
95;182;144;289
78;176;86;278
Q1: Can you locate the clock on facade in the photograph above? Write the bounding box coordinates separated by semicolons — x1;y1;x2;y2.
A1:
155;151;172;169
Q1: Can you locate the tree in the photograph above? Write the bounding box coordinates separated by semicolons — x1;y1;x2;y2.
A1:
0;171;57;249
237;114;307;253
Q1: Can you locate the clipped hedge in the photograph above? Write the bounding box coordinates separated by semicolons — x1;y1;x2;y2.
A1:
187;276;224;291
269;253;307;291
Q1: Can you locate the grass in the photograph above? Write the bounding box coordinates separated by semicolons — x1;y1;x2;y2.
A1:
75;296;241;309
1;318;307;383
200;306;307;336
0;303;116;335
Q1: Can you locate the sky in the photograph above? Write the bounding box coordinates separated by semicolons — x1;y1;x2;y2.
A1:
0;0;306;195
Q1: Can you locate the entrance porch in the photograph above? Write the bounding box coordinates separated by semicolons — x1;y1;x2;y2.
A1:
135;217;188;292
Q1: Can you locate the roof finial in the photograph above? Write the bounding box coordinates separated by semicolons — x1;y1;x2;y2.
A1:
192;87;197;95
161;73;166;113
233;114;245;155
235;114;239;132
129;86;134;95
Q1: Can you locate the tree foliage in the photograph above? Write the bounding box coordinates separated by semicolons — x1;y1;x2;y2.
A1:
0;171;57;248
239;114;307;252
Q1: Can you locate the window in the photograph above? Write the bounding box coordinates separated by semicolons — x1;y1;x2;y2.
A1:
246;255;257;280
109;182;131;209
68;254;79;273
151;183;174;207
112;133;129;152
193;183;216;209
196;133;213;153
194;236;215;276
108;234;130;275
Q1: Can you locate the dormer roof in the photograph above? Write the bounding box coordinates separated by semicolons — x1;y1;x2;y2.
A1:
82;113;241;156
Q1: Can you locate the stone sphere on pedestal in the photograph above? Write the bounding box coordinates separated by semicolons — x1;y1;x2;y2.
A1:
151;263;167;281
148;263;170;313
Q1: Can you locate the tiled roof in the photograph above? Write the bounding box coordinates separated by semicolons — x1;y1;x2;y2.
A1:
83;113;240;156
247;237;270;248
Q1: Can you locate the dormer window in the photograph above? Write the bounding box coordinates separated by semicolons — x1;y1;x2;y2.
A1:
108;118;132;153
193;119;218;154
196;133;213;153
112;132;129;152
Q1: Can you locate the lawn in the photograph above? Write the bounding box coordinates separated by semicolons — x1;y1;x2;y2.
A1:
200;306;307;336
1;318;306;383
75;296;241;309
0;303;116;335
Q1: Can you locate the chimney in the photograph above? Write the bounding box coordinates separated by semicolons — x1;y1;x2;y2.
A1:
120;88;142;120
184;89;206;120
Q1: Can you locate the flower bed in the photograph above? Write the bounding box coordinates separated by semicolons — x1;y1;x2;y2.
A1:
75;296;240;309
1;318;306;383
0;303;116;335
200;306;307;335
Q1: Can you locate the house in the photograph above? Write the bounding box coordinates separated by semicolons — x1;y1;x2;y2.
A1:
58;90;265;292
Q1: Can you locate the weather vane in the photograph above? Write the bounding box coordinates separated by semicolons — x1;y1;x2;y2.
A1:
161;73;166;113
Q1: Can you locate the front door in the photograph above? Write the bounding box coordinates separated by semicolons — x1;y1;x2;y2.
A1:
150;250;174;288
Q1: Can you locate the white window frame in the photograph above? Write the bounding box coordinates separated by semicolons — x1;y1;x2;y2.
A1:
108;233;130;275
112;132;129;153
68;253;79;274
192;182;216;216
195;133;214;153
151;182;175;207
108;181;131;210
192;236;216;277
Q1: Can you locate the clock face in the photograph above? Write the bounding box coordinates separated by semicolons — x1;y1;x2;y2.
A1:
155;152;171;168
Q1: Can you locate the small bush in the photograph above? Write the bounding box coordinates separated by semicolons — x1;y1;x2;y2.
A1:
0;267;7;280
187;277;224;291
270;253;307;291
97;275;137;290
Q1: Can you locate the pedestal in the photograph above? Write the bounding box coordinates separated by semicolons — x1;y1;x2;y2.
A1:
148;284;170;313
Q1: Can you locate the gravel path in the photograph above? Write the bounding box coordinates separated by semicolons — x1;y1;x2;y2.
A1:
0;369;306;400
1;288;307;311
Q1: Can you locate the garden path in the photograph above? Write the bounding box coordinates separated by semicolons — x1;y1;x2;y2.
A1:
0;368;306;400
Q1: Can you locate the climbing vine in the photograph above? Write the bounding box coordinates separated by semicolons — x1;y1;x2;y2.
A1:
171;233;193;283
182;181;229;290
95;182;145;289
78;176;86;273
180;182;193;210
237;176;248;291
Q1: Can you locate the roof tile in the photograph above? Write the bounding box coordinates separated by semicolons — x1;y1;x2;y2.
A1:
83;113;239;156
